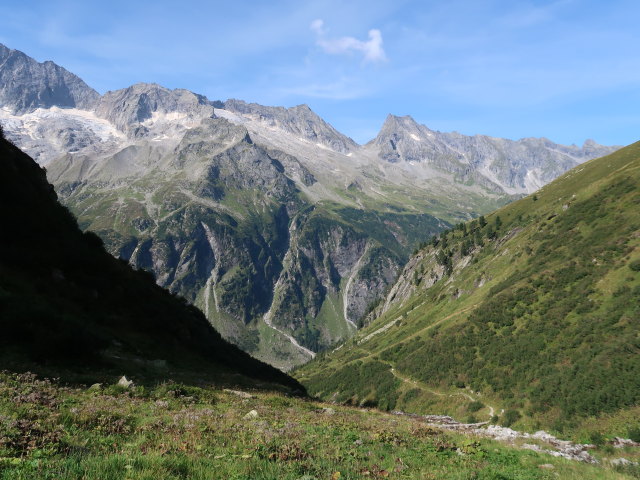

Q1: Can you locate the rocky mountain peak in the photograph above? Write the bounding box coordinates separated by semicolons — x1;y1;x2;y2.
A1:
223;99;358;154
94;83;214;135
373;114;434;146
178;117;252;152
371;113;457;165
381;113;420;128
0;43;99;114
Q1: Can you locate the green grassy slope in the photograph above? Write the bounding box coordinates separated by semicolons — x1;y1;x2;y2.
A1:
0;132;300;392
0;371;636;479
296;141;640;437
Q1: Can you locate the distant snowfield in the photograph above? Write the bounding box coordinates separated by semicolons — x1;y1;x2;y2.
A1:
0;106;123;142
0;106;125;165
142;110;204;129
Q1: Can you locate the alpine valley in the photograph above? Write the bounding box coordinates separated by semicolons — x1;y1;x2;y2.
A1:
297;140;640;438
0;43;620;370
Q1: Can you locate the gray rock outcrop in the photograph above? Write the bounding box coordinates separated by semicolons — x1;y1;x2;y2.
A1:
95;83;214;135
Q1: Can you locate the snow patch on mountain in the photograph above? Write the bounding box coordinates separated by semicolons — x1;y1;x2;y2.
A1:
0;106;124;165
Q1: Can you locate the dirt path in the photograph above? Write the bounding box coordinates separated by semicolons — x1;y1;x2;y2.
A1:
389;365;496;421
394;303;477;345
353;304;478;364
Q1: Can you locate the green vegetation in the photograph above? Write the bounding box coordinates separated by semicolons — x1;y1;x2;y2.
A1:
297;141;640;437
0;371;634;480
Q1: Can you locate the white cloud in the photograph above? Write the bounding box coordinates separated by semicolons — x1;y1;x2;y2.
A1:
310;19;326;36
310;19;387;63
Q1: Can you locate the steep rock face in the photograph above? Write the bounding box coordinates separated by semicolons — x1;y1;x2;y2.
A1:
267;215;401;349
373;115;504;192
224;99;357;154
374;114;461;165
0;44;99;114
176;118;298;198
263;147;317;187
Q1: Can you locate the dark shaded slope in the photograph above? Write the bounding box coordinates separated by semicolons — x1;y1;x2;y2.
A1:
0;130;302;391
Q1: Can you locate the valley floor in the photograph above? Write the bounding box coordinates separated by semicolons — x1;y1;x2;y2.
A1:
0;372;638;479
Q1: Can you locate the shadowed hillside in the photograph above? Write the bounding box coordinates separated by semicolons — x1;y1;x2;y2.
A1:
0;125;302;392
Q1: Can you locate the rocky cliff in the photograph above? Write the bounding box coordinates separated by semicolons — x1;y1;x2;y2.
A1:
372;114;618;194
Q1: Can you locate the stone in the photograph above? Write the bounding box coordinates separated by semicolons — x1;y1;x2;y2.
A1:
612;437;640;448
243;409;258;420
117;375;134;388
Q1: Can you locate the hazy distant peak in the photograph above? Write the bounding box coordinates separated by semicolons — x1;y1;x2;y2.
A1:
583;138;601;148
383;113;419;123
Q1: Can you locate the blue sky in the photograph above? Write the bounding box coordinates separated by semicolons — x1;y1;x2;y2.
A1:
1;0;639;146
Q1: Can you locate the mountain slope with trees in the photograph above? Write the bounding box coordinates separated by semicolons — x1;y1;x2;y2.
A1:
296;141;640;437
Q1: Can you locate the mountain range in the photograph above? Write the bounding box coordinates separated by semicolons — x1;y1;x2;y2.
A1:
0;43;620;370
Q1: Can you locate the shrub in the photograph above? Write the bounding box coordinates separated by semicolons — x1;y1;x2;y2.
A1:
588;431;605;446
628;426;640;443
501;409;521;427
